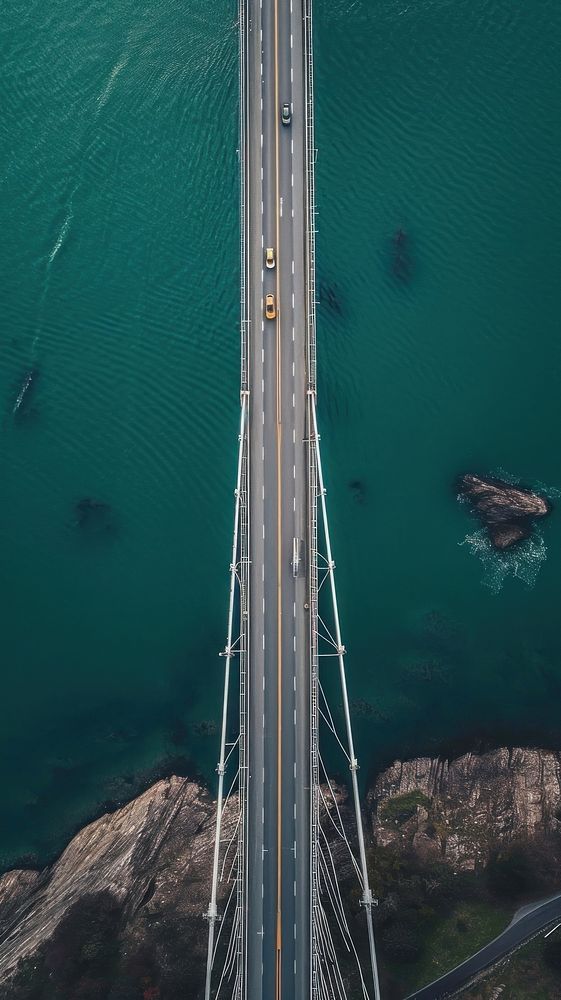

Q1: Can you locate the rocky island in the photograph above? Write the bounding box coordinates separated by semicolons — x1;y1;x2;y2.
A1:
1;749;561;998
457;473;551;550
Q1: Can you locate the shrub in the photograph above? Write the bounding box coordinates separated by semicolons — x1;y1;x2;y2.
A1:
380;921;423;963
379;791;431;825
486;845;535;899
544;936;561;971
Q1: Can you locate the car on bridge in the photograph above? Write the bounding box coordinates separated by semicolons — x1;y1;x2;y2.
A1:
281;102;291;125
265;293;276;319
265;247;276;269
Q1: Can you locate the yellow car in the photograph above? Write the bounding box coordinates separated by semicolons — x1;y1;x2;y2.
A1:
265;293;277;319
265;247;276;269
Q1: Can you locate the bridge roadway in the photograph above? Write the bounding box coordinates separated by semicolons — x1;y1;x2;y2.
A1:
245;0;311;997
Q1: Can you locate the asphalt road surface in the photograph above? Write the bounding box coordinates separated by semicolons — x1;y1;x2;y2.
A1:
406;891;561;999
245;0;311;998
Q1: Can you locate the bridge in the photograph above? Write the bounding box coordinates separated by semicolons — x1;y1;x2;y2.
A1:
204;2;380;998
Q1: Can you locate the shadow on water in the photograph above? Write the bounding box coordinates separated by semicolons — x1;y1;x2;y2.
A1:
319;278;344;315
348;478;367;505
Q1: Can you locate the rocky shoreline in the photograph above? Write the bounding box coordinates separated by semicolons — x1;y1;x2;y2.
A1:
1;748;561;996
371;747;561;870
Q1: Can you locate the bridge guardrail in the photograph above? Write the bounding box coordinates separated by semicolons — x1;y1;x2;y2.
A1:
239;0;250;395
307;391;320;1000
303;0;317;394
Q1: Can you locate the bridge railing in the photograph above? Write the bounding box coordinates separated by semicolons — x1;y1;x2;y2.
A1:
239;0;249;395
303;0;317;394
235;0;250;992
235;405;250;998
307;389;320;1000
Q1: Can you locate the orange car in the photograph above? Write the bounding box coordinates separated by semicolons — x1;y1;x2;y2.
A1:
265;293;277;319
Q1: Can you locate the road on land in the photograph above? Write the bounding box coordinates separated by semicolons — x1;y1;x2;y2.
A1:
407;891;561;999
245;0;311;998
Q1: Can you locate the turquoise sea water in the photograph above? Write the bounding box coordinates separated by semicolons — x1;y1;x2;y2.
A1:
1;0;560;867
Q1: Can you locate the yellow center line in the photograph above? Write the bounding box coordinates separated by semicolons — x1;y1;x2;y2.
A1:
274;0;282;994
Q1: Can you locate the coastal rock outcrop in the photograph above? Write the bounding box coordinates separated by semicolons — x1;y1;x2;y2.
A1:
0;777;232;993
370;747;561;870
457;474;551;550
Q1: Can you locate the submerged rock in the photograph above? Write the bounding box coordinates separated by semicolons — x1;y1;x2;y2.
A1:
391;227;412;283
489;522;529;550
73;497;115;534
457;473;551;550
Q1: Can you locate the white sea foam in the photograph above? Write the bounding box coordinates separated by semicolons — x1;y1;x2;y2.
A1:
460;528;547;594
97;55;129;110
47;208;73;264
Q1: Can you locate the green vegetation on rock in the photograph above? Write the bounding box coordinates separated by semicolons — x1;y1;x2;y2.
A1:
379;791;431;825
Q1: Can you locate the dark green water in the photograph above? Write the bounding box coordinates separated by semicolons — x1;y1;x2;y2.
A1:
1;0;560;867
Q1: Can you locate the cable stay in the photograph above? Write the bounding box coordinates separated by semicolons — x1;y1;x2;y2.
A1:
308;389;382;1000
